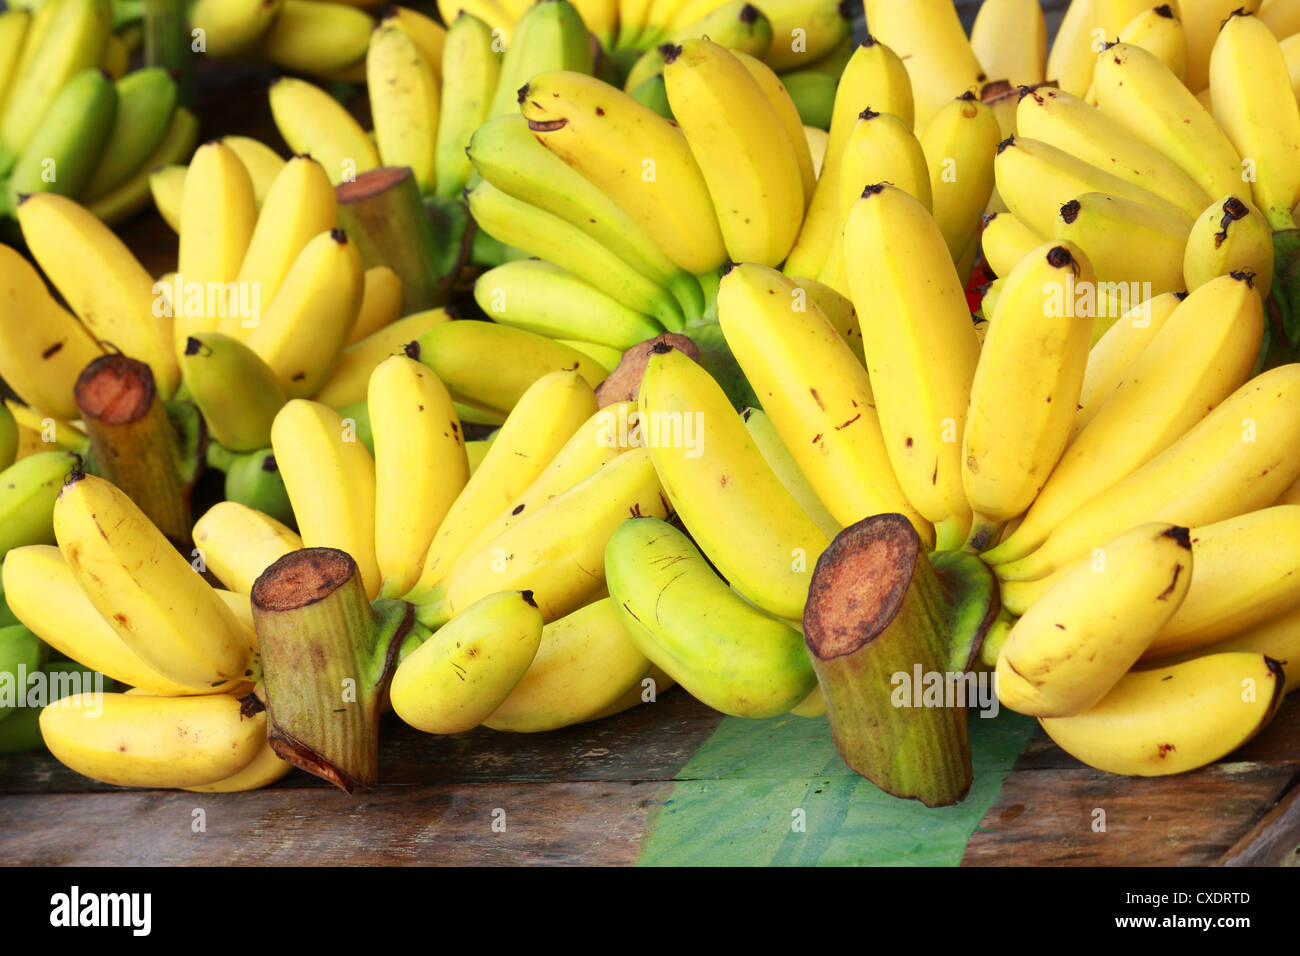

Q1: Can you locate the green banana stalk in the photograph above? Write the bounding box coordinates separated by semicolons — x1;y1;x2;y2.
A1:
80;66;178;200
180;332;287;453
7;67;116;209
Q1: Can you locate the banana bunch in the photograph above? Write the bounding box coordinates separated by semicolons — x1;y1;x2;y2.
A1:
0;0;199;225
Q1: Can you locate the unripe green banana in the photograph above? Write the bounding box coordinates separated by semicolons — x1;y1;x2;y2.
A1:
628;73;672;119
0;661;112;753
180;332;287;453
486;0;592;121
433;12;501;198
0;450;80;558
87;104;199;227
780;69;836;129
0;403;16;470
80;66;177;201
7;67;116;208
221;447;294;527
0;624;47;722
605;517;816;719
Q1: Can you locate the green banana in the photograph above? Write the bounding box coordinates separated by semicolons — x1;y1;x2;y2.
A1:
628;72;673;119
605;517;816;719
781;69;836;129
623;2;774;94
0;624;47;722
0;450;80;558
222;447;294;527
0;403;16;470
7;67;116;208
180;332;287;453
80;65;177;201
434;13;500;198
0;661;114;754
87;104;199;226
486;0;592;121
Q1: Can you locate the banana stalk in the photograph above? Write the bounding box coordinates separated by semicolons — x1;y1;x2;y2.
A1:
143;0;192;105
251;547;415;792
802;513;995;807
73;353;191;546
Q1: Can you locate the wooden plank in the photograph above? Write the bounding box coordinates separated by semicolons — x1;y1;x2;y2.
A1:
0;781;665;866
0;688;724;794
1219;774;1300;866
962;763;1298;866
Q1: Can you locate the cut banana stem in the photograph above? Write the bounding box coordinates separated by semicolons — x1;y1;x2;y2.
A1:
74;354;191;546
252;547;414;793
803;513;977;807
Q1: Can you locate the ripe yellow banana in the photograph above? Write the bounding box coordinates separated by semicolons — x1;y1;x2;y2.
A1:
1182;0;1262;92
1183;194;1275;295
261;0;371;77
1053;192;1191;299
16;193;176;397
433;12;500;198
192;501;302;595
0;244;104;421
997;522;1193;717
639;344;828;621
717;263;927;537
997;362;1300;582
1046;0;1151;95
405;369;596;602
368;22;439;194
183;739;293;793
244;229;364;399
920;93;1002;263
843;183;982;551
222;135;286;208
1040;652;1282;776
369;355;468;599
191;0;282;57
985;272;1264;569
314;308;452;409
223;155;338;339
53;473;252;688
519;70;727;275
980;211;1041;278
741;407;841;540
1176;609;1300;694
963;242;1097;548
40;691;266;789
971;0;1047;87
0;10;30;112
732;50;815;206
270;399;380;598
346;266;403;345
268;77;379;186
1083;2;1188;102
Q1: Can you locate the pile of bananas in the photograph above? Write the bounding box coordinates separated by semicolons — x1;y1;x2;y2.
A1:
2;0;1300;810
0;0;197;226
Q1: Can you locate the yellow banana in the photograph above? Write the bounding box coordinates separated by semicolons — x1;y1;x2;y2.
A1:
433;12;500;198
346;266;404;346
732;50;815;206
268;77;379;186
1183;0;1262;91
1173;609;1300;693
222;135;285;207
192;501;303;595
1084;2;1188;102
261;0;372;76
980;211;1041;278
971;0;1047;87
1184;194;1276;296
920;92;1003;263
191;0;282;57
0;10;30;112
1046;0;1151;95
368;22;439;194
1053;192;1191;299
314;308;452;409
183;739;293;792
741;407;841;540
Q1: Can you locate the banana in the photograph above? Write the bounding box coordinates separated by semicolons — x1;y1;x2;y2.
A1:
218;447;294;527
270;398;381;597
2;544;234;695
639;344;828;620
80;66;177;201
863;0;984;130
985;273;1264;570
3;403;86;454
468;114;704;320
0;624;47;718
657;40;802;266
971;0;1047;87
0;404;14;471
244;229;364;399
0;450;79;556
369;355;469;599
963;242;1097;548
7;67;116;208
759;0;851;72
1260;0;1300;37
616;0;655;48
993;136;1193;241
1093;42;1244;206
413;319;604;417
1071;291;1185;439
176;141;258;347
1040;652;1282;776
346;266;403;345
718;264;926;537
268;77;379;186
53;472;252;687
180;333;287;452
314;308;452;409
392;590;543;734
784;71;836;131
87;104;199;227
1083;3;1188;102
405;369;597;602
17;193;176;397
606;516;816;718
0;244;104;421
1053;192;1191;299
741;407;840;540
191;0;281;56
1183;194;1275;295
1046;0;1150;96
192;501;302;595
997;362;1300;583
436;0;512;37
782;37;913;280
148;163;184;231
571;0;618;48
222;136;286;208
843;184;983;551
387;5;446;74
0;10;31;111
788;275;866;364
920;92;1003;263
1140;506;1300;660
223;155;338;339
261;0;371;76
733;51;815;205
623;1;773;95
474;261;662;349
467;181;685;331
483;597;651;732
520;70;727;275
981;211;1041;278
368;22;439;194
434;13;499;198
40;691;266;788
1176;609;1300;694
183;739;293;793
1016;85;1211;221
0;0;109;172
1183;0;1262;92
997;522;1193;718
416;446;668;626
1209;11;1300;229
487;0;592;121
